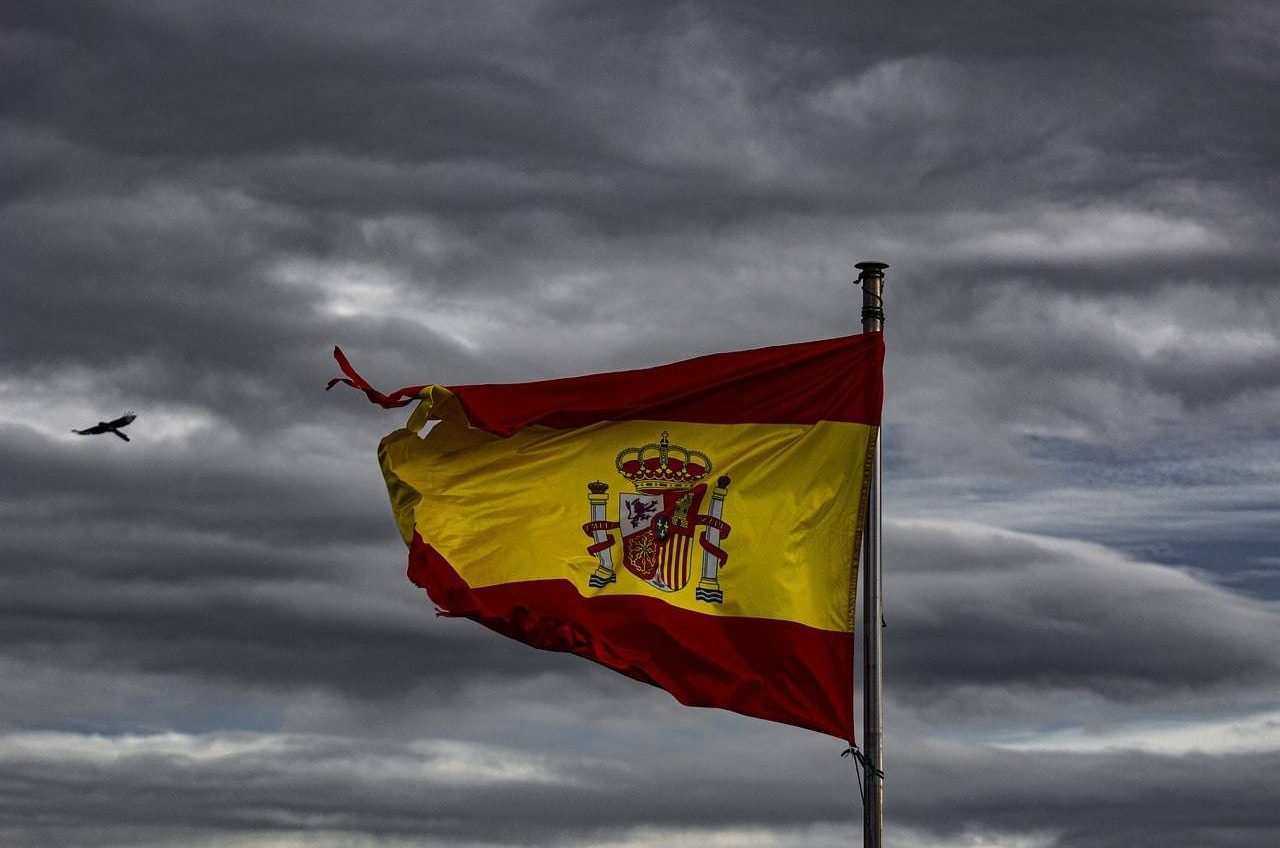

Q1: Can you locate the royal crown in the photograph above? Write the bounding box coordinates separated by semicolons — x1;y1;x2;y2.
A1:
614;432;712;491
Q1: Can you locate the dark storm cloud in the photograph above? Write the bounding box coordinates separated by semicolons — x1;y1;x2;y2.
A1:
0;422;392;547
0;574;568;699
884;521;1280;701
8;0;1276;229
5;414;1274;723
0;423;595;701
4;1;1280;847
894;741;1280;848
5;473;576;716
2;1;594;161
5;0;1277;403
1;728;1277;848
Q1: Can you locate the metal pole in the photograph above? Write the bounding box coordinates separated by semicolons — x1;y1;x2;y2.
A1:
856;261;886;848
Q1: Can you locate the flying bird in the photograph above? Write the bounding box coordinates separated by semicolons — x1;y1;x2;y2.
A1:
73;412;137;441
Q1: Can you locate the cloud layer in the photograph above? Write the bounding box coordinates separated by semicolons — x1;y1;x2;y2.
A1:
3;1;1278;846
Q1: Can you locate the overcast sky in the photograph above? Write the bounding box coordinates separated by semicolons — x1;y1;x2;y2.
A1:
3;1;1279;846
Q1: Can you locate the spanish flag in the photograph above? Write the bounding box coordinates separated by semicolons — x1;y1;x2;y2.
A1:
331;333;883;741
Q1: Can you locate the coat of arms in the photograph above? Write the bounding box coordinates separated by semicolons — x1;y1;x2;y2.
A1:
582;432;731;603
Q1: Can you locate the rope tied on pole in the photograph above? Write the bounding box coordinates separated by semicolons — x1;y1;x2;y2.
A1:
856;286;883;325
854;262;887;329
841;745;885;806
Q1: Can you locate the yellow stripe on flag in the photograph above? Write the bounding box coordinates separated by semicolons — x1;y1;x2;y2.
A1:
381;402;874;634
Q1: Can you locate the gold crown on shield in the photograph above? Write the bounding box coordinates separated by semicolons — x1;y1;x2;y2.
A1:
614;432;712;491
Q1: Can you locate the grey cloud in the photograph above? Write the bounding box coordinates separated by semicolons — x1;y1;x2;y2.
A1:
2;2;594;162
0;729;850;846
6;405;1275;726
885;521;1280;704
1;729;1276;848
0;423;593;706
0;422;393;546
4;1;1279;846
893;740;1280;848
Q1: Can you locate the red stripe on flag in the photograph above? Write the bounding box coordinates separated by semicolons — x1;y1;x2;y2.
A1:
668;537;678;590
678;536;689;589
445;333;882;434
408;534;854;741
659;536;686;591
326;347;426;408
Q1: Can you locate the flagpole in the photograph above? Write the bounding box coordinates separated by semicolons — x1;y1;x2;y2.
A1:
856;261;886;848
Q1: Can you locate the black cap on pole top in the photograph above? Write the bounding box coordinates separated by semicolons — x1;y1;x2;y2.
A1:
855;261;889;275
